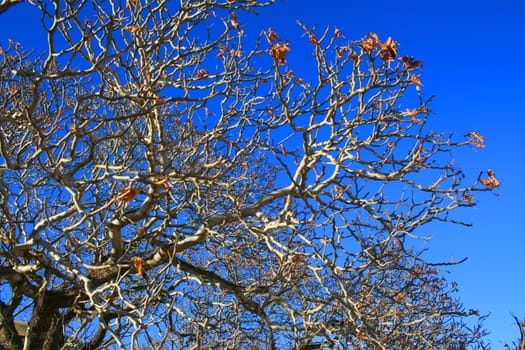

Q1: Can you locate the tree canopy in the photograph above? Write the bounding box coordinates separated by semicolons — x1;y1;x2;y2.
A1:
0;0;498;349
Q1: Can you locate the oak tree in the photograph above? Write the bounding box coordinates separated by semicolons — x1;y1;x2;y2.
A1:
0;0;497;348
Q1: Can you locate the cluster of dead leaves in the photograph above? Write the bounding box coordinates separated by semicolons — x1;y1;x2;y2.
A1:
480;169;501;187
359;32;398;61
465;131;486;148
267;28;290;65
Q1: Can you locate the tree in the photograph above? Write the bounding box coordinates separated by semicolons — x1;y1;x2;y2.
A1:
0;0;497;348
504;316;525;350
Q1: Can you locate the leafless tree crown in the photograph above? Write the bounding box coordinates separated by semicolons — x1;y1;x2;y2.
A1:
0;0;497;349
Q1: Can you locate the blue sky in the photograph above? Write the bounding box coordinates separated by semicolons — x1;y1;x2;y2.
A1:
1;0;524;346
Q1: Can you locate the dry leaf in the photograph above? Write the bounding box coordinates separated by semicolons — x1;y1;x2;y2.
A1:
197;69;209;79
117;186;140;204
154;97;167;105
406;108;423;124
480;169;501;187
281;144;288;156
217;46;227;58
464;131;486;148
309;35;319;46
267;28;281;43
133;257;144;277
269;42;290;64
380;36;397;61
230;13;239;29
462;194;475;205
402;55;423;69
321;237;333;245
360;32;379;54
410;74;423;92
124;26;141;33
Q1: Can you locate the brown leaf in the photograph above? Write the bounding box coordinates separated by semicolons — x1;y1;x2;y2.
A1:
480;169;501;187
281;144;288;156
464;131;486;148
462;194;475;205
230;13;239;29
406;108;423;124
126;0;138;9
410;74;422;86
133;257;144;277
216;46;227;58
410;74;423;92
123;26;141;33
266;28;281;43
269;42;290;65
309;35;319;46
197;69;209;79
380;36;398;61
402;55;423;69
154;97;167;105
360;32;379;54
117;186;140;204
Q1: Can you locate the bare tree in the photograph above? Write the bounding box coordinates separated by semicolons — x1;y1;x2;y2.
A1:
504;316;525;350
0;0;497;349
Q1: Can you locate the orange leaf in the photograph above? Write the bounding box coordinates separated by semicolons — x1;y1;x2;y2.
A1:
410;74;423;92
309;35;319;46
217;46;227;58
410;74;422;86
464;131;486;148
124;26;141;33
462;194;475;205
281;144;288;156
133;257;144;277
197;69;209;79
360;32;379;54
266;28;281;43
480;169;501;187
126;0;138;9
154;97;167;105
230;13;239;29
402;56;423;69
406;108;423;124
117;186;140;204
269;42;290;65
380;36;398;61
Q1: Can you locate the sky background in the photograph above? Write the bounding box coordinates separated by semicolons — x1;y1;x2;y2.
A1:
1;0;524;347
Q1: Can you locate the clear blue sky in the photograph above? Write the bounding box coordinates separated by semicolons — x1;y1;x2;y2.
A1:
1;0;524;346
